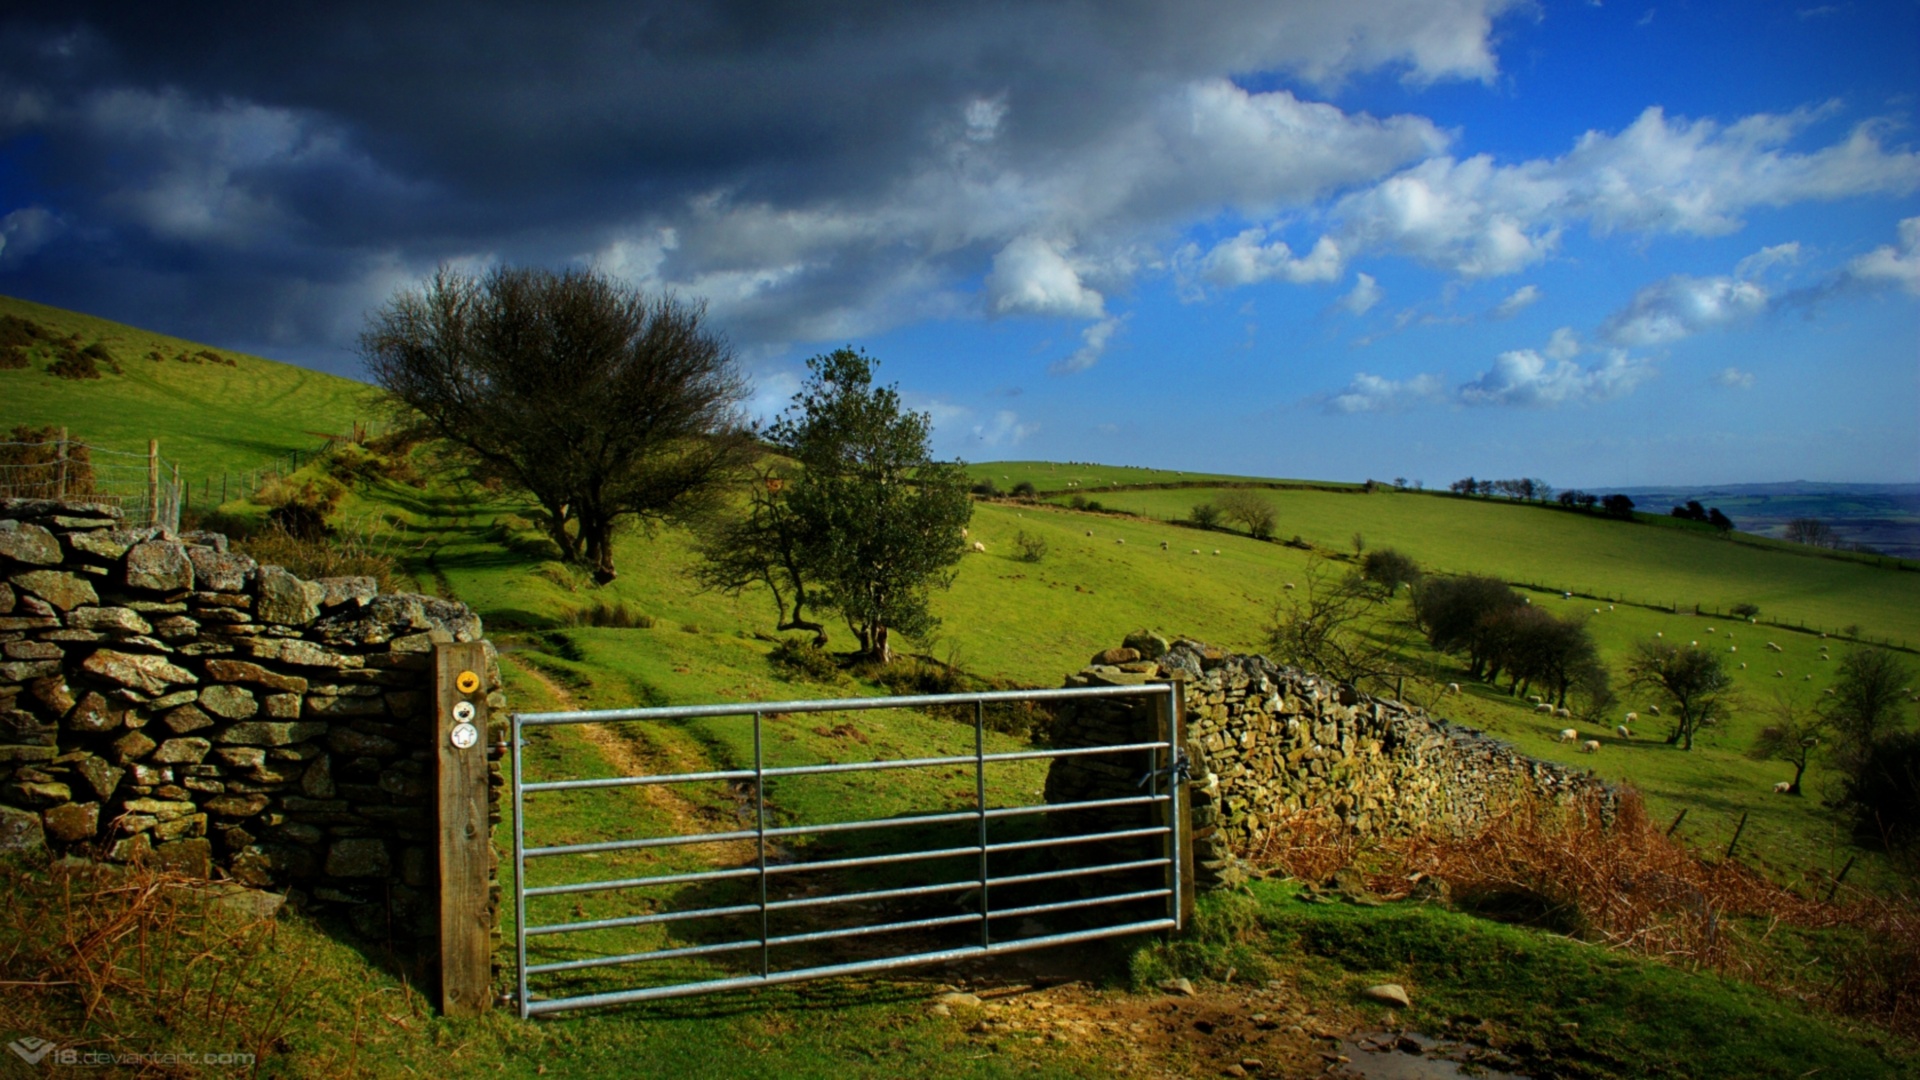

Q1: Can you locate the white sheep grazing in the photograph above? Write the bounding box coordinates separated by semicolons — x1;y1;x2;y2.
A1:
960;527;969;538
1690;641;1699;647
1776;670;1786;677
1213;549;1221;556
1624;711;1639;724
1536;703;1556;714
1648;705;1661;715
1582;739;1601;753
1608;605;1615;611
1446;682;1461;694
1655;631;1663;638
1283;582;1296;589
1085;530;1094;537
1804;674;1814;681
1555;707;1573;719
1559;728;1579;743
1824;688;1836;696
971;541;986;553
1774;781;1792;794
1115;538;1125;545
1615;725;1631;739
1190;549;1201;555
1160;541;1168;551
1766;642;1782;652
1528;695;1544;705
1740;663;1747;669
1729;645;1737;652
1707;627;1715;634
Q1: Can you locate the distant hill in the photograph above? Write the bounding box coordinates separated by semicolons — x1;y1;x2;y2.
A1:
0;293;377;484
1611;482;1920;558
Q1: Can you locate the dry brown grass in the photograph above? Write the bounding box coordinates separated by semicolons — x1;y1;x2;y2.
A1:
1243;789;1920;1039
0;858;311;1075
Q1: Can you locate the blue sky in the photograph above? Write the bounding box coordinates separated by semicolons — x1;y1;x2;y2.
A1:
2;1;1915;486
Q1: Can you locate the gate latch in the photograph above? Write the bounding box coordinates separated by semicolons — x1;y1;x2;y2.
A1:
1135;752;1191;789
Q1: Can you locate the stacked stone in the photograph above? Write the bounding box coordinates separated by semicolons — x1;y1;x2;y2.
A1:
1046;634;1615;890
0;498;504;943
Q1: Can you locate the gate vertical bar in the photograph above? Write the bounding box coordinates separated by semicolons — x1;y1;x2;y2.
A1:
754;711;769;978
975;700;989;948
512;710;529;1018
1170;679;1192;929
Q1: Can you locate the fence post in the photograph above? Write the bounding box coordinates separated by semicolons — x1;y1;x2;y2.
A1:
171;463;183;531
435;642;493;1016
147;440;159;525
55;427;67;499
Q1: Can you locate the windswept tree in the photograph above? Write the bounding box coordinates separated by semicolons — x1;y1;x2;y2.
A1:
1264;554;1418;693
1216;489;1277;540
360;265;750;582
767;348;972;663
1747;693;1828;795
692;462;827;645
1358;547;1422;599
1626;639;1736;750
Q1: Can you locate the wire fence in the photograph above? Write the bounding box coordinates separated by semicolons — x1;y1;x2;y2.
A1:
0;431;183;532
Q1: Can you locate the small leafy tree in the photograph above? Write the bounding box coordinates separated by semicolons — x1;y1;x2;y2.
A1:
1828;647;1914;754
1413;574;1525;681
1626;639;1736;750
1359;547;1421;598
1601;493;1636;519
692;462;828;645
764;348;972;664
1014;530;1048;563
1189;502;1221;529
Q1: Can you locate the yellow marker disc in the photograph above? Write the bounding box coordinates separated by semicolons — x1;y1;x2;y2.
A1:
456;670;481;694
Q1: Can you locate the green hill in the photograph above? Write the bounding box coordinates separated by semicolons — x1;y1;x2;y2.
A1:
0;293;378;483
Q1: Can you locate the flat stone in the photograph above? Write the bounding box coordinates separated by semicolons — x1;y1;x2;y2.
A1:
317;576;378;608
42;801;100;841
187;546;255;592
325;837;390;878
203;659;308;693
7;640;64;660
67;606;154;634
0;659;62;681
255;566;322;626
110;729;158;764
214;746;266;767
67;529;133;560
243;637;354;668
0;521;62;565
306;694;388;718
199;683;259;719
263;692;301;718
217;721;326;746
1160;978;1197;997
1361;983;1410;1008
9;569;98;611
153;837;212;877
151;737;212;764
204;793;271;817
328;727;399;755
0;743;58;767
107;832;153;863
6;779;71;806
302;754;335;797
65;692;122;733
72;755;124;800
123;797;198;820
161;703;214;733
0;803;45;852
125;541;195;592
82;649;197;694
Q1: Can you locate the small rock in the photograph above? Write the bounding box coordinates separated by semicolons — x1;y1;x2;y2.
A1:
929;1003;952;1017
1222;1066;1247;1078
935;991;983;1007
1161;977;1196;997
1362;983;1411;1008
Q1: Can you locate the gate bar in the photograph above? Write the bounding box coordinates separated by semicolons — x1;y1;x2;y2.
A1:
514;683;1167;726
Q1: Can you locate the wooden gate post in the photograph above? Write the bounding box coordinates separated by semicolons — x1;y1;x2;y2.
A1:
435;643;493;1016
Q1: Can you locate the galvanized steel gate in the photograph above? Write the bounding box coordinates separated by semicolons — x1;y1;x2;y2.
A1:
509;683;1187;1017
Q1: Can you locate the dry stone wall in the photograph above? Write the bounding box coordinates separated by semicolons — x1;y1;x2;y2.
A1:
1046;634;1615;889
0;498;504;945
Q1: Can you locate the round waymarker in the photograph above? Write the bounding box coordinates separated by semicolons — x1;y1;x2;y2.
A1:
450;722;479;749
456;670;481;694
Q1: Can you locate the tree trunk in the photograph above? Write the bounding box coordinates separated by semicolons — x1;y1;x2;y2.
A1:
872;623;892;665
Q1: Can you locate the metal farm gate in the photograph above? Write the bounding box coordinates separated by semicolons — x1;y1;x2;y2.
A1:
508;683;1189;1017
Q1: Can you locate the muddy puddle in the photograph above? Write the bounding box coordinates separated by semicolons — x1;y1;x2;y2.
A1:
1331;1030;1533;1079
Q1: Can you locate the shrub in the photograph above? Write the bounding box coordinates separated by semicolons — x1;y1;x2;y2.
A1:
1011;480;1036;497
566;599;655;628
1189;502;1220;529
45;342;102;380
255;474;348;539
0;345;27;369
1014;530;1047;563
1731;602;1761;619
1084;500;1103;512
1068;494;1087;510
0;314;44;349
768;637;846;685
230;518;403;592
970;478;1000;496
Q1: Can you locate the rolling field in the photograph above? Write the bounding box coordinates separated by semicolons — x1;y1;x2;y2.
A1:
1;293;378;480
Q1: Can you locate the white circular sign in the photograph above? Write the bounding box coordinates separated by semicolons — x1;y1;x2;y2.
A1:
450;721;479;749
452;700;477;723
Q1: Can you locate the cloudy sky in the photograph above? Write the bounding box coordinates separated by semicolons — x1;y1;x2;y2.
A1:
3;1;1916;486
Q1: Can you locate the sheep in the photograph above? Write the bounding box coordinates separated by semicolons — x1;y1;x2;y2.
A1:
1729;645;1737;652
1445;683;1461;694
960;527;969;538
1283;582;1296;589
1558;728;1579;743
1608;604;1615;611
1160;541;1168;551
971;541;986;553
1766;642;1782;652
1555;707;1573;719
1707;627;1716;634
1085;530;1094;537
1655;632;1663;638
1804;674;1814;681
1213;549;1221;556
1528;695;1544;705
1189;549;1200;555
1774;781;1793;794
1615;725;1631;739
1115;538;1125;545
1824;688;1836;696
1536;703;1556;714
1776;670;1785;677
1648;705;1661;715
1690;640;1699;647
1582;739;1601;753
1740;662;1747;669
1624;711;1639;724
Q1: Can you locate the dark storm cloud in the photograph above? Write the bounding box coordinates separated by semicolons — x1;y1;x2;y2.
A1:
0;1;1515;372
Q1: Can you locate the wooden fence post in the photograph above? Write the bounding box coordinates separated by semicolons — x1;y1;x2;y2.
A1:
436;643;493;1016
147;439;159;523
55;427;67;499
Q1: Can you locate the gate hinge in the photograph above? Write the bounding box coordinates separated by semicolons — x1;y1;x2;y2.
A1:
1135;752;1191;789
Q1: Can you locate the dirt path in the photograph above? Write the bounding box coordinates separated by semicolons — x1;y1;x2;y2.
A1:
501;652;757;863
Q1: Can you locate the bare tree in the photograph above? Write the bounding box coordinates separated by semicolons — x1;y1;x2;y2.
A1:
1784;517;1838;549
1265;554;1419;693
360;265;750;582
1216;489;1277;540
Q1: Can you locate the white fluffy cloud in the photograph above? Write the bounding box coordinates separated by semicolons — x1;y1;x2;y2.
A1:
986;236;1107;318
1713;366;1757;389
1458;348;1653;407
1600;274;1771;346
1847;215;1920;296
1489;283;1542;319
0;205;62;265
1202;232;1345;286
1338;272;1384;314
1324;371;1444;413
971;409;1039;447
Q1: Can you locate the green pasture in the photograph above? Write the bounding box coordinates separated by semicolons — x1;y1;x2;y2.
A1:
1037;484;1920;647
962;459;1360;493
1;293;379;480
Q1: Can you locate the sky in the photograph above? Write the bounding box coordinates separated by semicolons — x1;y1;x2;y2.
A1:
2;1;1916;487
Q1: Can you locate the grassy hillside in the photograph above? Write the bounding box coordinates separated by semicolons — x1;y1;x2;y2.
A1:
0;293;379;481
